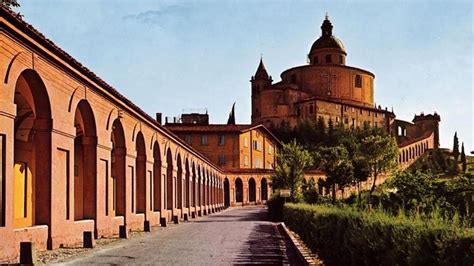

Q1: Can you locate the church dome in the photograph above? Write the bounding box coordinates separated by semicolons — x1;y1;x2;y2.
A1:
310;35;346;54
308;15;347;65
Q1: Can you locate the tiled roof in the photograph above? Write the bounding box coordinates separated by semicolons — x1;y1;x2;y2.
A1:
398;131;434;148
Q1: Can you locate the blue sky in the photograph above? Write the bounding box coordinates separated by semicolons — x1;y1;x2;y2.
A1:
15;0;472;151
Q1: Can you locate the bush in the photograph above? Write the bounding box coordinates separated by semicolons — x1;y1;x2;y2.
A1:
267;194;285;222
283;203;474;266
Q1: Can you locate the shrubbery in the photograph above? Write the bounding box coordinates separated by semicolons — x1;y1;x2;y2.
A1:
283;203;474;266
266;194;285;222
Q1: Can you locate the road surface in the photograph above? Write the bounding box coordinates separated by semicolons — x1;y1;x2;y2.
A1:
63;206;299;264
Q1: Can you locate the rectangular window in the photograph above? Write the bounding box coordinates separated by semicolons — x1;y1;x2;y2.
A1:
355;74;362;88
218;154;225;165
360;109;363;114
244;138;249;147
325;54;332;63
201;135;208;145
218;135;225;146
0;134;4;226
352;118;356;127
255;159;262;168
309;105;314;114
268;145;273;155
244;155;249;166
185;135;192;144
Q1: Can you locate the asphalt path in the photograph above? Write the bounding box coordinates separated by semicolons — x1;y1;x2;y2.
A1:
62;206;299;265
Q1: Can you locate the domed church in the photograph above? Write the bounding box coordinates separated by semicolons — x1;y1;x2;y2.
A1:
250;15;440;151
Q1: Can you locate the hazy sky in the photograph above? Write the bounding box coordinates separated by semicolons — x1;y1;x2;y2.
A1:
15;0;472;151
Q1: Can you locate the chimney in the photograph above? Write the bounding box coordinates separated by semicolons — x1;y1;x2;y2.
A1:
156;113;162;125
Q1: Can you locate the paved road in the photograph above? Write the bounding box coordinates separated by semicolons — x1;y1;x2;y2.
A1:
63;206;299;265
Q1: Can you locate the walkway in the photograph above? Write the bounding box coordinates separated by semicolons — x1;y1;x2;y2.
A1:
62;206;299;264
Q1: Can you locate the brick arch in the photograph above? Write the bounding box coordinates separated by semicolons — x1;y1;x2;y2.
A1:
12;69;53;229
176;153;183;211
248;177;256;202
166;148;173;211
73;99;98;222
235;177;243;203
152;141;161;212
185;158;190;208
135;131;146;214
111;118;126;217
191;161;196;207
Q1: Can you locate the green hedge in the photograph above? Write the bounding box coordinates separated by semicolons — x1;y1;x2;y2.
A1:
283;203;474;266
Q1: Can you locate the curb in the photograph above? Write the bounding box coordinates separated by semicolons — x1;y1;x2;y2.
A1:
278;222;321;266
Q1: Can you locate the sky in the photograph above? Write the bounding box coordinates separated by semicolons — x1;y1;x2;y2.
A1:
14;0;473;151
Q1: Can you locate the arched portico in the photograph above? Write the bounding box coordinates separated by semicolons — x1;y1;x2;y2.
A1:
13;69;52;228
73;100;97;221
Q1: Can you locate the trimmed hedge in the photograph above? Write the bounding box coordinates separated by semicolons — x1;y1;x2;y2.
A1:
283;203;474;266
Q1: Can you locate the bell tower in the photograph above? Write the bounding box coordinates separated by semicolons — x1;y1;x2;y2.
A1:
250;58;272;124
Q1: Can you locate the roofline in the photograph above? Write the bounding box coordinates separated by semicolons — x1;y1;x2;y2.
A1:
0;7;224;173
295;96;396;116
281;63;375;78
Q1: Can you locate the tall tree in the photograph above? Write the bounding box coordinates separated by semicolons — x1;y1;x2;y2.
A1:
453;132;460;162
360;135;399;205
461;142;467;173
271;140;313;202
0;0;20;8
318;145;354;202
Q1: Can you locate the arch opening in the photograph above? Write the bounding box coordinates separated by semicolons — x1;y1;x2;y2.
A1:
249;178;256;202
235;178;243;203
73;100;97;221
111;119;126;216
261;178;268;202
153;142;161;212
166;149;173;210
13;69;52;228
224;178;230;207
135;132;146;214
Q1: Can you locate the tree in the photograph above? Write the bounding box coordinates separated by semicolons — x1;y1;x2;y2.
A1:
318;145;354;202
388;170;436;214
461;142;467;173
453;132;459;162
360;135;398;205
0;0;20;8
271;140;313;202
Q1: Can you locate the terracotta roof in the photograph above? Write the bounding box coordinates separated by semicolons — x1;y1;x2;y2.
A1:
398;131;434;148
0;7;223;172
